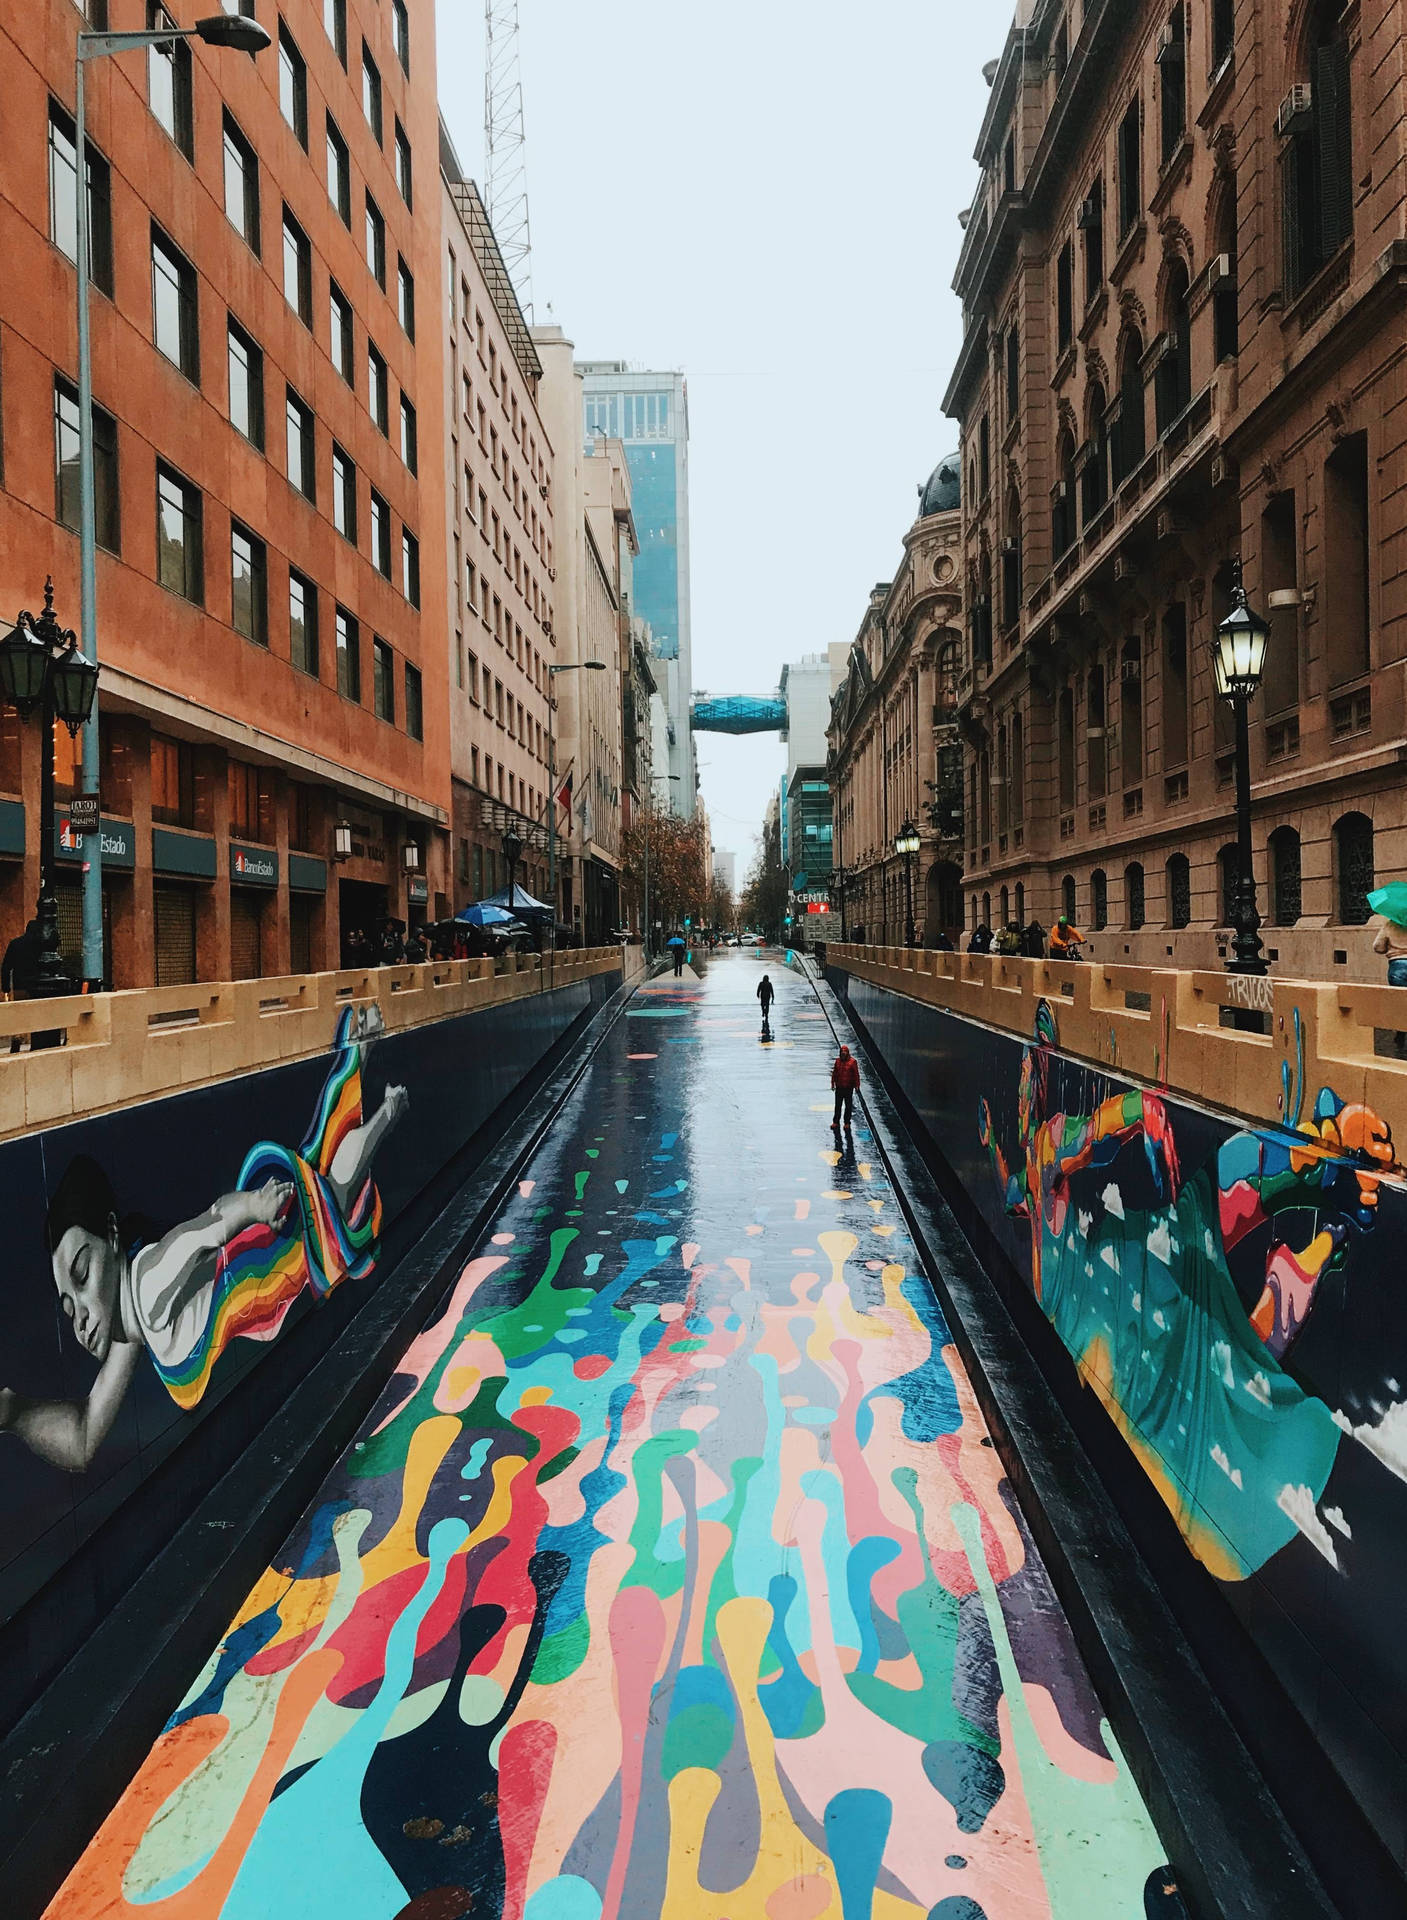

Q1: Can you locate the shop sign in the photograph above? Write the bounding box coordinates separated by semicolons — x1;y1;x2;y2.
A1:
57;815;135;869
408;876;429;905
231;843;278;887
68;794;100;835
152;827;217;879
288;852;328;895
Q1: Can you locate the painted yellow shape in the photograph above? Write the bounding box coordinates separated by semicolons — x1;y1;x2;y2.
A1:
873;1225;896;1238
519;1385;554;1407
858;1162;873;1181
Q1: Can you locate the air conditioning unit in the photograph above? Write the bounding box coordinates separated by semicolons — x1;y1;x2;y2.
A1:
1208;252;1236;291
1052;480;1070;502
1155;510;1182;541
1155;20;1184;66
1121;656;1142;682
1277;85;1313;138
1002;536;1020;555
1078;591;1096;617
1211;452;1230;488
1112;555;1135;582
1077;195;1101;230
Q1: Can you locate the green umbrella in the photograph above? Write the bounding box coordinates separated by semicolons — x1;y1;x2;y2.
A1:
1368;884;1407;924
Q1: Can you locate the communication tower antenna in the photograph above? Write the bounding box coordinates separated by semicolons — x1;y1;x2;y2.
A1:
484;0;534;317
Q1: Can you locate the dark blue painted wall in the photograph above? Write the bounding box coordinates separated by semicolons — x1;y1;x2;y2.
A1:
0;970;618;1732
831;968;1407;1881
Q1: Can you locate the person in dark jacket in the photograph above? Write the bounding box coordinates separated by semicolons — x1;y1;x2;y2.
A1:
831;1045;860;1131
969;923;994;955
2;918;39;1054
1022;920;1046;959
757;974;775;1015
931;929;955;952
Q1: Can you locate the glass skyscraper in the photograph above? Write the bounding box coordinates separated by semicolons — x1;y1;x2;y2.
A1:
580;363;695;815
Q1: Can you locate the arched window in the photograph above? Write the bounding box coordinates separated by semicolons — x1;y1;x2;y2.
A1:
936;638;960;717
1112;331;1145;488
1218;843;1240;927
1082;380;1108;522
999;885;1010;927
1284;2;1354;297
972;551;994;671
1062;874;1077;922
1015;880;1025;925
1155;261;1192;437
1167;852;1191;928
1091;868;1108;930
1053;429;1077;556
1270;827;1302;925
982;890;992;928
1125;862;1145;929
1334;812;1374;924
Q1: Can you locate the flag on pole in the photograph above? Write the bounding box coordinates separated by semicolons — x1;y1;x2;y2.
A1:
556;769;573;816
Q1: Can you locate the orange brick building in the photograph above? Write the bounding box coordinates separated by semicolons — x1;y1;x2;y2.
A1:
0;0;449;986
947;0;1407;979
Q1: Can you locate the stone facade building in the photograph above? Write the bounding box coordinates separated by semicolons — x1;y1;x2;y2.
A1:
442;136;556;914
828;458;966;946
947;0;1407;979
0;0;448;985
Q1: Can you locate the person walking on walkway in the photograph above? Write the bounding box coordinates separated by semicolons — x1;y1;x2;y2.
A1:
667;933;686;978
831;1044;861;1132
757;974;775;1016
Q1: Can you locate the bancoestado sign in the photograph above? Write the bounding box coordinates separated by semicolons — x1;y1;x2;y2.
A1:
231;844;279;887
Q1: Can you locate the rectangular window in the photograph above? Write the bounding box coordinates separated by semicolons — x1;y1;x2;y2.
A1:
1213;0;1235;69
325;114;350;224
370;488;392;575
1260;491;1299;714
1082;175;1104;300
228;761;273;841
1325;432;1371;686
393;0;410;73
405;663;423;740
147;5;193;159
49;103;115;299
227;317;264;449
54;377;119;553
278;22;308;147
1056;240;1073;353
1158;6;1186;164
222;112;260;253
365;193;386;288
402;528;420;606
373;637;395;721
231;521;268;644
151;735;194;827
151;226;199;379
332;443;357;542
324;0;347;67
285;386;315;499
335;606;360;700
362;43;383;144
394;121;413;208
329;281;354;383
367;341;389;433
289;568;318;676
1005;325;1019;424
400;394;419;472
282;206;312;325
397;257;416;339
1118;98;1141;236
156;463;203;603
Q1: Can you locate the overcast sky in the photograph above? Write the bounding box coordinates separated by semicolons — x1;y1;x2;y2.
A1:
435;1;1005;876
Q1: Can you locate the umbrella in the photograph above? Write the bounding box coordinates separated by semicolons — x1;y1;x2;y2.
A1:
667;935;686;949
455;902;518;928
482;884;554;920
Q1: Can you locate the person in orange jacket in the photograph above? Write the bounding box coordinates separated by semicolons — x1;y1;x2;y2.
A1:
1048;914;1086;960
831;1045;861;1132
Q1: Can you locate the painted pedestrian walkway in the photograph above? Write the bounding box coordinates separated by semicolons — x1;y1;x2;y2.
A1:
48;954;1182;1919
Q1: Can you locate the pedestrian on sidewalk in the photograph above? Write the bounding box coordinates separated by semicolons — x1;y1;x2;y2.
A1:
2;917;39;1055
757;974;775;1016
1370;886;1407;986
831;1044;861;1132
667;933;686;977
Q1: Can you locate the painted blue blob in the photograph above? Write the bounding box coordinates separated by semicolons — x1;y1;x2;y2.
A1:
928;1901;987;1920
170;1606;283;1727
634;1211;670;1225
461;1436;493;1480
791;1407;833;1427
825;1788;892;1920
583;1253;605;1278
758;1575;822;1739
944;1855;967;1870
660;1132;678;1148
846;1536;902;1677
525;1875;604;1920
922;1740;1006;1834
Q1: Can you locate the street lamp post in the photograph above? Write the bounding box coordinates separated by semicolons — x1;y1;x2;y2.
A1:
895;820;920;948
0;581;100;1005
501;825;523;921
72;13;271;986
1213;561;1272;977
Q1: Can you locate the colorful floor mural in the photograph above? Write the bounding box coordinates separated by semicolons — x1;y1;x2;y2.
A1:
47;958;1181;1919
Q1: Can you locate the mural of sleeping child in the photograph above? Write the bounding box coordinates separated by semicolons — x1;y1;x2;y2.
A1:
0;1004;406;1473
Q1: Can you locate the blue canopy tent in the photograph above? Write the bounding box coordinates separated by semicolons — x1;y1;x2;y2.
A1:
482;883;554;921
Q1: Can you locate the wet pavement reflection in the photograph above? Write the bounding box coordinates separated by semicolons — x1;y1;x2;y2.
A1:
49;952;1181;1920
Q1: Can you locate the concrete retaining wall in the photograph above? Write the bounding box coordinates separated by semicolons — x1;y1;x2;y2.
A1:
829;961;1407;1886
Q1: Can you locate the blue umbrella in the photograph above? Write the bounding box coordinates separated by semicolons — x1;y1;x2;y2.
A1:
455;902;518;927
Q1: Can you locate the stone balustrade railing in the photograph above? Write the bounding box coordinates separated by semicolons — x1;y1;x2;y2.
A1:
0;944;642;1143
825;942;1407;1138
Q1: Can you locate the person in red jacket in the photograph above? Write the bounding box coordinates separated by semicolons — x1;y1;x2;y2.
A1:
831;1045;861;1132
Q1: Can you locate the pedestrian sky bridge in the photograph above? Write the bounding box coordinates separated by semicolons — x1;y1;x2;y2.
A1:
689;692;788;735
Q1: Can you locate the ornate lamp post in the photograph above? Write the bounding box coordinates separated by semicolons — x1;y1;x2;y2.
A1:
1213;562;1271;976
895;820;920;947
0;581;100;997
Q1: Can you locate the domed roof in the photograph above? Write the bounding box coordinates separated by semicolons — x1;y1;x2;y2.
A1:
918;453;961;518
